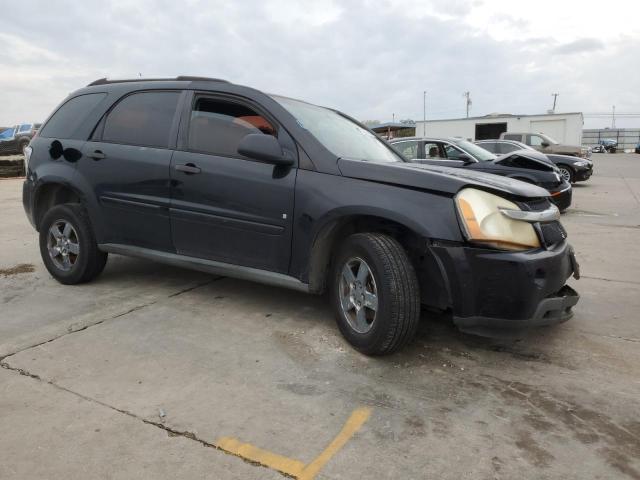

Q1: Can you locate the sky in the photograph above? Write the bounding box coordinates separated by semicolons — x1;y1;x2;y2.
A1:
1;0;639;129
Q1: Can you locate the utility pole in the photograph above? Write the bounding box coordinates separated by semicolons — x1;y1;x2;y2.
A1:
463;91;471;118
551;93;559;113
423;91;427;137
612;105;616;129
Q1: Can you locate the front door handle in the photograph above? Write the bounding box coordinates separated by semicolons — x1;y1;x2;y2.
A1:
175;163;201;174
89;150;106;160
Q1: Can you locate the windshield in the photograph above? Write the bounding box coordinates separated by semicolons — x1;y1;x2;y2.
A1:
455;139;496;161
541;134;559;145
272;96;402;163
0;127;15;139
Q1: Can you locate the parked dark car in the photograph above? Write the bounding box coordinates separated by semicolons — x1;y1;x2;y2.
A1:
636;142;640;154
23;77;579;354
598;138;617;152
0;123;41;155
474;139;593;184
391;137;572;211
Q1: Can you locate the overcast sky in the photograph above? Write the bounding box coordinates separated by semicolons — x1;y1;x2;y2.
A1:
1;0;639;128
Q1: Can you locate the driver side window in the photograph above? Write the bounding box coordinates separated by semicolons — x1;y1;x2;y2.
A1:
528;134;544;147
444;144;463;160
188;97;276;158
424;142;444;159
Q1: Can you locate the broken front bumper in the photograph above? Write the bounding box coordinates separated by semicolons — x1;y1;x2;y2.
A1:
431;241;579;337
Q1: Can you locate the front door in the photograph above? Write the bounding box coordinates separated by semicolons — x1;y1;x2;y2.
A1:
78;90;182;251
170;93;297;273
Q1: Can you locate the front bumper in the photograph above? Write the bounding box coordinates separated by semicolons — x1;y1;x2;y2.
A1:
431;241;579;337
574;164;593;182
549;184;572;211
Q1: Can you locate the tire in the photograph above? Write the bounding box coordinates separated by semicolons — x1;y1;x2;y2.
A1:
331;233;420;355
39;203;108;285
557;165;574;183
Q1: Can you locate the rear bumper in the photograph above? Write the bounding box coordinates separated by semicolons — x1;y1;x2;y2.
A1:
431;241;579;337
22;178;36;229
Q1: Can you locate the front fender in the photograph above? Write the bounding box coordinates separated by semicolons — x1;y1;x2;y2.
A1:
288;169;463;283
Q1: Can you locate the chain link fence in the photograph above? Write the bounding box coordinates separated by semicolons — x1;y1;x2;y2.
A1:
582;129;640;152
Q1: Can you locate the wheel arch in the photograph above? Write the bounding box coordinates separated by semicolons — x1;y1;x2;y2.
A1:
307;210;452;309
33;181;85;231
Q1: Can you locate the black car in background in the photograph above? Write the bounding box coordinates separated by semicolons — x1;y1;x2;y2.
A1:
22;77;579;354
0;123;41;155
475;139;593;184
391;137;572;211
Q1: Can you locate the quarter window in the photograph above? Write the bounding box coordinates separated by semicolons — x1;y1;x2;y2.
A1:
102;91;180;148
188;97;276;157
18;124;31;133
39;93;107;139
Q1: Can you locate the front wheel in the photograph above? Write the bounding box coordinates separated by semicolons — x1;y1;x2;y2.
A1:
331;233;420;355
39;203;108;285
558;165;574;183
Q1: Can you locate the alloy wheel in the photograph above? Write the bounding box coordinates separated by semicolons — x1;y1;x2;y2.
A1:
47;220;80;271
559;167;571;183
338;257;378;333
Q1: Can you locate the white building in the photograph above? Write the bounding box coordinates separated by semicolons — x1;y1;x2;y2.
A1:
415;112;584;145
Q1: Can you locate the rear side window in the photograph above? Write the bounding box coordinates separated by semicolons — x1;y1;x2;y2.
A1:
102;91;180;148
393;141;418;159
502;134;521;141
187;97;276;157
18;124;31;133
478;141;497;153
39;93;107;139
499;143;520;154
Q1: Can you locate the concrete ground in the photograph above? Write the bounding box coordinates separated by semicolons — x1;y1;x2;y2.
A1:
1;153;639;479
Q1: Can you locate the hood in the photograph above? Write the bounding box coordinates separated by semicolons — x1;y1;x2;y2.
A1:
496;150;558;172
546;153;591;165
337;158;550;199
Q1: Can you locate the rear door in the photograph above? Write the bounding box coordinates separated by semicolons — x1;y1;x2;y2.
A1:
79;90;182;251
169;92;297;273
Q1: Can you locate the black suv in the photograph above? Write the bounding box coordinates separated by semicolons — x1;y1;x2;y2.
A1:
23;77;580;354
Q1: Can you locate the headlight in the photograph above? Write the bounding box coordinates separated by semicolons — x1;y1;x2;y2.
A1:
24;145;32;171
455;188;541;251
574;160;588;167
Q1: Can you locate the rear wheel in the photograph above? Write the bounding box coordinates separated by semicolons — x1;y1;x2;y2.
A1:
331;233;420;355
39;204;108;284
558;165;574;183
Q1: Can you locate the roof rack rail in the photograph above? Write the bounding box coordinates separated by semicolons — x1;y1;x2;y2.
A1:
86;76;230;87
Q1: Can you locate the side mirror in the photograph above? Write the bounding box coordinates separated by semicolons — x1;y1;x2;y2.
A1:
457;154;474;164
541;142;550;148
237;133;293;167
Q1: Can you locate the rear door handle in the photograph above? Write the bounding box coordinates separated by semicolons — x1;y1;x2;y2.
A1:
89;150;106;160
175;163;201;174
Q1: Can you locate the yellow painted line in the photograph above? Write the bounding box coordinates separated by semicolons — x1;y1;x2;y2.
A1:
215;436;306;477
214;406;372;479
298;406;372;480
